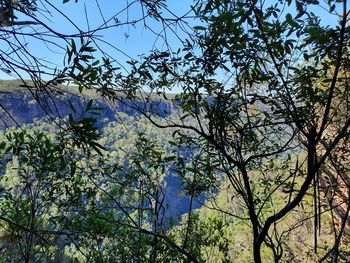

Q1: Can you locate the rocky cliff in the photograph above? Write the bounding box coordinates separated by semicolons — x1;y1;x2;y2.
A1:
0;80;175;129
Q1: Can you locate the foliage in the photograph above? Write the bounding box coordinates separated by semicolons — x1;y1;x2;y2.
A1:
0;114;209;262
1;0;350;262
72;0;350;262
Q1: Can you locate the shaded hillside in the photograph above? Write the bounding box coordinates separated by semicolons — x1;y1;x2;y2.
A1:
0;80;175;129
0;79;202;226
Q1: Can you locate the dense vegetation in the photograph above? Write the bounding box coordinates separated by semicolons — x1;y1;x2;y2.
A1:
1;0;350;262
0;96;349;262
0;111;347;263
0;113;188;262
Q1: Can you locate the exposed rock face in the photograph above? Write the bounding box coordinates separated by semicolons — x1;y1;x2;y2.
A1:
0;88;174;128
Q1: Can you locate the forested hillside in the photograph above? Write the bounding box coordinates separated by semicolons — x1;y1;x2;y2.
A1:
1;81;349;262
0;82;215;262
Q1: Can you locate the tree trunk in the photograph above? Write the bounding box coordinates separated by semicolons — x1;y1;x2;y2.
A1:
253;239;262;263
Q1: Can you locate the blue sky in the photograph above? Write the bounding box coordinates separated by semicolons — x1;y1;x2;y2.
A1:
0;0;343;80
0;0;194;80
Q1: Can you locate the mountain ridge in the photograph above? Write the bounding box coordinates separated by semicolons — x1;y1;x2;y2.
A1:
0;79;176;128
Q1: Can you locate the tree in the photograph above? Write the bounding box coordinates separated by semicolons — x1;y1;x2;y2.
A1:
0;126;98;262
70;0;349;261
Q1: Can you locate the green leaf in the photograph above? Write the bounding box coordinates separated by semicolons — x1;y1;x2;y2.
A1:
193;26;206;30
285;13;298;28
86;100;93;112
71;39;76;53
